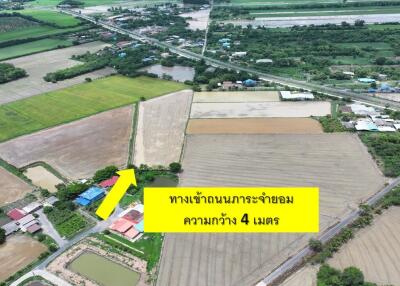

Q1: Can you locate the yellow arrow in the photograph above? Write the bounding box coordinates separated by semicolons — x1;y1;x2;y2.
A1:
96;169;137;220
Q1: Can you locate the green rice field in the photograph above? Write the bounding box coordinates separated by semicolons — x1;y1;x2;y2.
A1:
0;38;73;60
0;76;186;142
19;10;82;27
0;25;84;44
69;252;140;286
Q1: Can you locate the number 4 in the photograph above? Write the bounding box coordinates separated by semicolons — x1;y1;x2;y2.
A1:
241;213;249;225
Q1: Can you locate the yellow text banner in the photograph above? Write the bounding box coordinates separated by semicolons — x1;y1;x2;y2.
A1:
144;187;319;233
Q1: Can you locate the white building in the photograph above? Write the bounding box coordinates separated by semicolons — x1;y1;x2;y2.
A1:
280;91;314;100
256;59;273;64
349;104;377;116
22;202;42;214
232;52;247;58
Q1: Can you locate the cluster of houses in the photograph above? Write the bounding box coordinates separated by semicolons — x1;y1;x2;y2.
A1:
1;197;60;236
218;79;258;89
341;104;400;132
109;204;144;240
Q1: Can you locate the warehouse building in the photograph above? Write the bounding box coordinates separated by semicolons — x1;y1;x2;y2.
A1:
280;91;314;100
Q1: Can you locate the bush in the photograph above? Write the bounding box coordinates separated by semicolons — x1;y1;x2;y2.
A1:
309;238;323;252
169;162;182;173
93;165;119;183
0;229;5;245
49;244;58;252
37;234;46;242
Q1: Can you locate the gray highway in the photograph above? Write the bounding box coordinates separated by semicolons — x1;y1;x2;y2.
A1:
62;9;400;111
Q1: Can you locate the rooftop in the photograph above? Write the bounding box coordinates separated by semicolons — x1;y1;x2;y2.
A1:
79;186;105;201
7;209;26;221
99;176;119;188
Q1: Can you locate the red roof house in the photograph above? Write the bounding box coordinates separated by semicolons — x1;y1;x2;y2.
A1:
99;176;119;188
123;209;143;224
7;208;26;221
124;228;139;239
110;218;135;233
26;223;42;234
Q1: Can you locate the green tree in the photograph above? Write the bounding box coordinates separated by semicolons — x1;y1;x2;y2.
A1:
93;166;119;183
169;162;182;173
0;228;5;245
342;267;364;286
309;238;323;252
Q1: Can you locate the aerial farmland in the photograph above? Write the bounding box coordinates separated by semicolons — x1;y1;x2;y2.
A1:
0;42;112;104
0;167;32;206
328;207;400;286
158;133;385;286
0;106;134;180
190;101;331;118
134;90;193;167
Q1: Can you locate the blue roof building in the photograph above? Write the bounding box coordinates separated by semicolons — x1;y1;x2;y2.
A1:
243;79;257;87
75;187;105;206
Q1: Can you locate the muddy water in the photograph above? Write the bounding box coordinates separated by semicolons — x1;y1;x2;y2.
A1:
69;252;140;286
140;64;195;82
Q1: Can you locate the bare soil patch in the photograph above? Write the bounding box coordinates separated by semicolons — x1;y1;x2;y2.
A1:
134;90;193;167
0;106;133;180
190;101;331;118
157;134;385;286
0;41;112;104
375;92;400;102
193;91;280;103
180;9;210;30
280;266;317;286
186;118;323;134
0;234;46;281
329;207;400;286
24;166;63;193
0;167;32;206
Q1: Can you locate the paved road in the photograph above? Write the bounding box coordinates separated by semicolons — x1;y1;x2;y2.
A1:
62;9;400;111
11;270;73;286
256;177;400;286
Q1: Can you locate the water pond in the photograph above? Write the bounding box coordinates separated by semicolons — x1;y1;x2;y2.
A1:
69;252;140;286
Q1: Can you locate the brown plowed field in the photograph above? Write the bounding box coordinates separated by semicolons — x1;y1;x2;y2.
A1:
329;207;400;286
134;90;193;167
157;134;385;286
193;91;280;103
186;118;323;134
0;106;133;180
0;167;32;206
0;235;46;281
